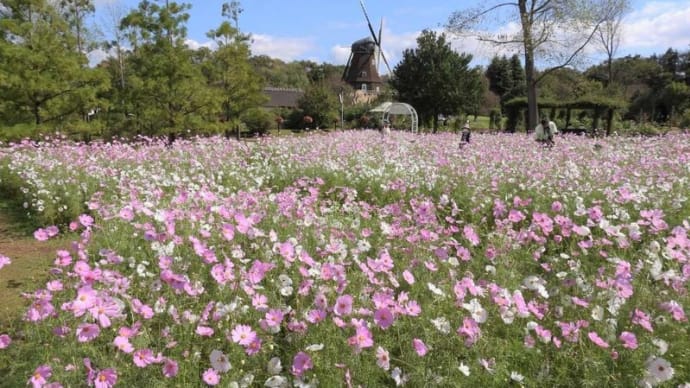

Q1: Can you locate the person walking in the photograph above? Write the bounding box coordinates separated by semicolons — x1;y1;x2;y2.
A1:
459;120;471;148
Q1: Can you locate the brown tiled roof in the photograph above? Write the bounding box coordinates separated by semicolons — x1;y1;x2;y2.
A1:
263;87;304;108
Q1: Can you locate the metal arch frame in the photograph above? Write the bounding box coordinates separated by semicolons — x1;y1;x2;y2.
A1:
381;102;418;133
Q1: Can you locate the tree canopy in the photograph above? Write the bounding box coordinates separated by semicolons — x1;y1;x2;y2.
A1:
389;30;484;132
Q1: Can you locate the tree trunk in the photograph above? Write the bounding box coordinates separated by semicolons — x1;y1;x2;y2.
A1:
605;108;614;136
33;104;42;125
519;0;539;134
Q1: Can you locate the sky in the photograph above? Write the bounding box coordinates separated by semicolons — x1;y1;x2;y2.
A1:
91;0;690;72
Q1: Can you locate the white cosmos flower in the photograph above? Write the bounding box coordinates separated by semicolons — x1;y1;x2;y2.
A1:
510;371;525;382
458;362;470;376
523;275;544;291
652;338;668;355
462;299;487;323
427;282;446;297
266;357;282;375
591;305;604;321
391;367;409;386
500;307;515;324
305;343;324;352
210;349;231;373
264;376;288;388
430;317;451;334
644;356;674;383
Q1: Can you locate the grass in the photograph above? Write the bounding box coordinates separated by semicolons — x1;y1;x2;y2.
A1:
0;198;68;325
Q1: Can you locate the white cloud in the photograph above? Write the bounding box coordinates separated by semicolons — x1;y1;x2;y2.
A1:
88;48;110;67
250;34;316;62
331;45;351;65
184;38;215;51
621;1;690;53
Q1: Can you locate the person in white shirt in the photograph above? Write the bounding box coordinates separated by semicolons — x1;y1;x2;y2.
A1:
535;118;557;147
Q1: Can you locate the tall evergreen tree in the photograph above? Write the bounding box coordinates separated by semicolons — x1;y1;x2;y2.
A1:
119;0;214;135
390;30;483;132
0;0;108;125
204;2;265;126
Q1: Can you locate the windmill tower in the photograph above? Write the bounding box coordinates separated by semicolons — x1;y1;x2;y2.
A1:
342;0;392;98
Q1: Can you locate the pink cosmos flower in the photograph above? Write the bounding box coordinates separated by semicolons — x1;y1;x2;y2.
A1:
373;308;394;329
89;298;122;328
376;346;390;370
413;338;428;356
334;294;354;316
119;207;134;221
196;325;214;337
588;331;610;348
619;331;638;349
202;368;220;385
94;368;117;388
53;250;72;267
348;325;374;352
463;225;480;246
402;270;415;285
0;254;11;269
133;348;156;368
264;309;285;328
162;358;179;378
291;352;313;377
29;365;52;388
0;334;11;349
632;309;654;332
76;323;101;342
79;214;94;228
457;317;481;346
245;337;262;355
113;336;134;353
34;228;50;241
660;300;687;322
230;324;257;346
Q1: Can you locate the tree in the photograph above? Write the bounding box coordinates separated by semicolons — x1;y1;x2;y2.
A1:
204;3;266;126
0;0;108;125
595;0;629;89
297;83;339;128
486;56;513;97
119;1;215;135
447;0;629;132
389;30;483;132
57;0;95;53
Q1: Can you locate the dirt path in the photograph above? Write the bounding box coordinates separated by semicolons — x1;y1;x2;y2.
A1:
0;206;64;324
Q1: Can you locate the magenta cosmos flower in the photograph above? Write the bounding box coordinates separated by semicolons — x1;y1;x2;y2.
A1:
29;365;52;388
291;352;313;377
0;334;11;349
93;368;117;388
76;323;101;343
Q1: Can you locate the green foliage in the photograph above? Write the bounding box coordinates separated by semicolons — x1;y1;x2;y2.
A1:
241;108;274;135
297;83;339;128
390;30;484;132
0;0;109;126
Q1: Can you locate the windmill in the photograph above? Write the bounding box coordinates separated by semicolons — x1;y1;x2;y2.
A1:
342;0;392;94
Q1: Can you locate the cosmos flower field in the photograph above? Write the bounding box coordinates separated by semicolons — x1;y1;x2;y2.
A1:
1;131;689;387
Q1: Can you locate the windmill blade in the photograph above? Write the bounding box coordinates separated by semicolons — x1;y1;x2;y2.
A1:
377;17;383;69
359;0;392;75
379;48;392;75
342;51;354;81
359;0;380;46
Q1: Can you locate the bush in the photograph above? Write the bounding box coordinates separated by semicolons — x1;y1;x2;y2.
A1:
0;123;47;142
241;108;274;136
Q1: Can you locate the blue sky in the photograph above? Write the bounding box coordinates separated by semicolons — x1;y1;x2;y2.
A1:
92;0;690;70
